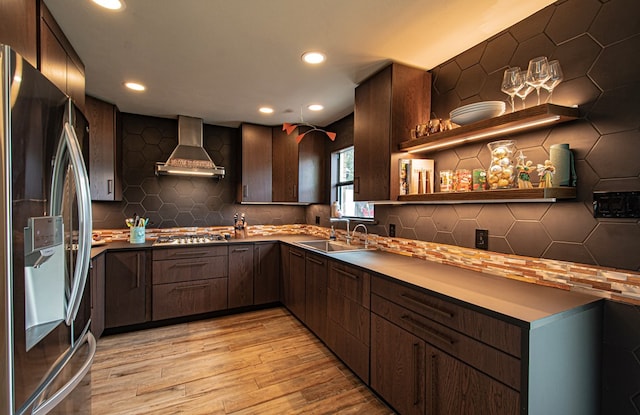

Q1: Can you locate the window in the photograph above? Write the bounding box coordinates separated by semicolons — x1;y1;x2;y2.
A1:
333;147;374;219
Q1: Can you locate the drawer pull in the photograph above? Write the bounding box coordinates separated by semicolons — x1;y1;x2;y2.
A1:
290;250;304;258
333;267;358;280
170;261;209;268
400;293;454;318
173;283;210;291
232;248;250;253
168;251;211;258
307;257;324;265
413;342;421;406
401;315;455;346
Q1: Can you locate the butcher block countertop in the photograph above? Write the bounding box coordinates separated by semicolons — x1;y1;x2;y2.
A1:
91;234;601;329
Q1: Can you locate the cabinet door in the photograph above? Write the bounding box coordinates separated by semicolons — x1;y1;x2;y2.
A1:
254;242;280;304
305;253;327;341
90;254;105;339
240;123;272;202
0;0;37;66
228;245;254;308
354;65;392;202
426;345;520;415
298;130;325;203
86;96;122;201
272;126;298;202
282;246;306;321
371;313;425;415
39;18;67;95
105;250;149;328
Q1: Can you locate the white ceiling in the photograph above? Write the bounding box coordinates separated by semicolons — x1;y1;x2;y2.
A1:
43;0;554;128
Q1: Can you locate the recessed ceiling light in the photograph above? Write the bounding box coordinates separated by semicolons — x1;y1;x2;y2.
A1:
91;0;125;10
259;107;274;114
124;82;145;91
308;104;324;111
302;51;326;65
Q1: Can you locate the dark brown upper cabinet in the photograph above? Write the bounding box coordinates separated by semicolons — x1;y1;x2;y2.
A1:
85;96;122;201
39;1;85;112
0;0;37;66
239;123;325;204
354;62;431;201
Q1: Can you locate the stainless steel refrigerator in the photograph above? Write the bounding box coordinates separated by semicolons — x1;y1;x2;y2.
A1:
0;45;95;414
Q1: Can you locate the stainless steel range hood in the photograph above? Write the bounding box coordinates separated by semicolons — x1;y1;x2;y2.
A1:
155;115;225;178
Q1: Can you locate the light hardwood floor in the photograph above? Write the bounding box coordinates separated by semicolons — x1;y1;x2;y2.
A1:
91;307;394;414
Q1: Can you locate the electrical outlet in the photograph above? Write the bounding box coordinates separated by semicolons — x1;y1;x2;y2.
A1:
315;216;320;224
389;223;396;237
475;229;489;250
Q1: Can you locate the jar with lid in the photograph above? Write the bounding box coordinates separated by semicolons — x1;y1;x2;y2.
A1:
487;140;516;189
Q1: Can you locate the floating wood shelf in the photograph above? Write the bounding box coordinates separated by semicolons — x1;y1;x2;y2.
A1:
393;187;576;204
398;104;580;154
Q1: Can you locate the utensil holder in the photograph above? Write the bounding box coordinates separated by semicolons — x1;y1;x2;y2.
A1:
130;227;145;244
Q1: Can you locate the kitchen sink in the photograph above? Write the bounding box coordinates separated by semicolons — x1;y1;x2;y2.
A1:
297;240;372;253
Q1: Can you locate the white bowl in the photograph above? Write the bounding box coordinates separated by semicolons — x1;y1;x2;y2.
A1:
450;101;505;125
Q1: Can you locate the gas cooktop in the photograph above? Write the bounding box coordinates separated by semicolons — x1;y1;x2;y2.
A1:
152;233;227;246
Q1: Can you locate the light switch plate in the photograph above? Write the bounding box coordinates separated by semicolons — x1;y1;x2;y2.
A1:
593;191;640;218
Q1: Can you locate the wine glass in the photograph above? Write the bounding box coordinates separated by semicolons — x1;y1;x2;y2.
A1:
515;70;534;110
501;67;523;113
526;56;550;105
542;60;563;103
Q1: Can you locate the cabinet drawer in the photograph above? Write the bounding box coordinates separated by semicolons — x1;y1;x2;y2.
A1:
372;275;521;357
372;294;520;390
153;245;228;261
328;261;370;309
152;278;228;321
153;256;228;284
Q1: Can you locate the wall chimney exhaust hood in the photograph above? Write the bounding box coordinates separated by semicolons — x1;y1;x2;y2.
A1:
155;115;225;178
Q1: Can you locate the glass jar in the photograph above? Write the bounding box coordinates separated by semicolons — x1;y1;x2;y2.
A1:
487;140;516;189
455;169;472;192
439;170;454;192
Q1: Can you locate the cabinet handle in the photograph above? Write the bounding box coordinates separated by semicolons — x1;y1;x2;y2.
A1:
170;261;209;268
232;248;250;253
292;184;297;198
400;293;454;319
243;185;249;198
401;315;455;346
107;179;113;194
173;283;209;291
413;342;421;406
354;176;360;194
430;352;438;414
307;257;324;266
290;250;304;258
135;253;142;289
169;251;211;258
256;246;262;275
332;267;358;280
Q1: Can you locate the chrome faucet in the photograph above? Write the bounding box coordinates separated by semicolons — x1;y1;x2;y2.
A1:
330;217;351;244
352;223;369;248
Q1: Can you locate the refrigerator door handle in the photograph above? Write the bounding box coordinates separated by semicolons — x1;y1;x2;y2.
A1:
55;113;92;326
30;330;96;415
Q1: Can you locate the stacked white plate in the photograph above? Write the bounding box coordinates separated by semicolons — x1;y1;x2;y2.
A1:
450;101;506;125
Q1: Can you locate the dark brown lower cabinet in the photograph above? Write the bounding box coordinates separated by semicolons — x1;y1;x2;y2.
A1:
326;260;370;382
371;313;425;415
228;245;254;308
281;246;306;321
90;253;105;338
304;253;327;341
426;344;519;415
254;242;280;304
105;250;150;328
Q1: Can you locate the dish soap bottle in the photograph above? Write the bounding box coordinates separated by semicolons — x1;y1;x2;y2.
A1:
329;226;336;240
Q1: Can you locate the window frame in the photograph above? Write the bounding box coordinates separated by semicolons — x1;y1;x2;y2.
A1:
331;146;374;220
